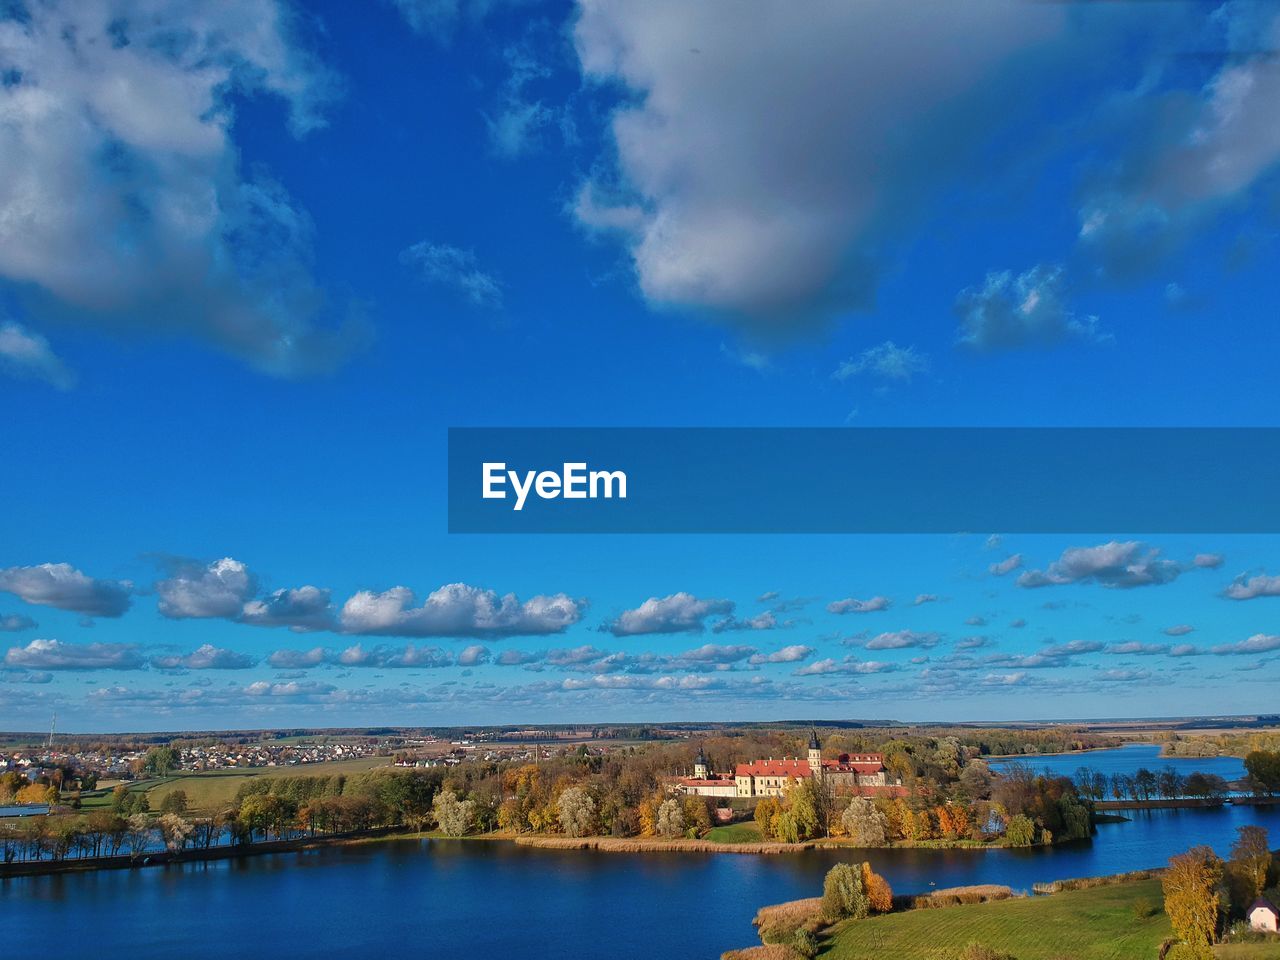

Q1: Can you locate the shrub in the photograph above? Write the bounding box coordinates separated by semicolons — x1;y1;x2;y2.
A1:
931;943;1017;960
793;928;819;958
862;862;894;913
1132;897;1158;920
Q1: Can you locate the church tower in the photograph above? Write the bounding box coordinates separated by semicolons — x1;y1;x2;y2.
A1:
693;745;710;780
807;728;822;776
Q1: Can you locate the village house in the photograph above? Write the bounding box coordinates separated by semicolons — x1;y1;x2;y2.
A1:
1248;897;1280;934
675;731;905;800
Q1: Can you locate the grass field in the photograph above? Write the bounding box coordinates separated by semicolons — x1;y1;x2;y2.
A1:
139;756;390;813
821;879;1173;960
1214;944;1280;959
707;823;765;844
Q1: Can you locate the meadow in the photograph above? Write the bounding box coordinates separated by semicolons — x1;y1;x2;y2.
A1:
819;879;1174;960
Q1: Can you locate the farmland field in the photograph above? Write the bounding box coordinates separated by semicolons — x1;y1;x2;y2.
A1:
140;756;391;812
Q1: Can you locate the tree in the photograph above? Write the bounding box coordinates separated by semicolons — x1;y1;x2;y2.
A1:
158;813;193;851
556;787;596;838
1162;845;1224;959
1004;814;1035;847
124;814;152;860
1244;751;1280;796
821;861;869;921
655;798;684;839
432;789;476;837
159;790;188;815
841;797;888;847
1227;825;1271;910
143;746;179;777
861;862;893;913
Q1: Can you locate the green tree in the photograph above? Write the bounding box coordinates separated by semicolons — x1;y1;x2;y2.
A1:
1227;825;1271;911
143;746;179;777
821;861;869;921
841;797;888;847
159;789;188;815
1244;751;1280;796
1003;814;1035;847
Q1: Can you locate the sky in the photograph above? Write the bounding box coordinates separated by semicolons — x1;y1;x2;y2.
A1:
2;0;1279;731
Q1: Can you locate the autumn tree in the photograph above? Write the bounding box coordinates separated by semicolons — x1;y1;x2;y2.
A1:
655;798;685;839
556;786;596;838
432;789;476;837
1162;845;1224;959
1227;825;1271;911
841;797;888;847
861;862;893;913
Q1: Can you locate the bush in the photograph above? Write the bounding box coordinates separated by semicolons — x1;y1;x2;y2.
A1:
793;928;819;958
1132;897;1158;920
862;862;894;913
755;899;823;944
931;943;1017;960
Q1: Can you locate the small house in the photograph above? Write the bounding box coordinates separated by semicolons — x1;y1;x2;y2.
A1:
1248;897;1280;934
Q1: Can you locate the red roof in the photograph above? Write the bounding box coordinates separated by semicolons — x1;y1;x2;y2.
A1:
735;758;811;778
673;777;735;787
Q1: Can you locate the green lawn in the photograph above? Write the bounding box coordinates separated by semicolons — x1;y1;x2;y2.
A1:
707;823;765;844
1213;944;1280;959
142;757;390;813
821;879;1172;960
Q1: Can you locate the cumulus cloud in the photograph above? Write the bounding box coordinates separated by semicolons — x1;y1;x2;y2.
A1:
399;242;504;308
4;638;143;670
572;1;1063;328
267;646;330;669
1163;624;1195;637
341;583;584;638
605;592;733;636
913;594;941;606
1194;553;1225;569
955;264;1106;350
0;563;132;617
1223;573;1280;601
833;342;928;384
748;645;814;665
457;644;491;667
0;321;75;389
860;630;941;651
711;611;784;633
240;587;335;631
675;643;756;664
0;0;361;376
156;558;256;619
151;644;257;671
1105;641;1169;656
1212;633;1280;656
1076;7;1280;277
794;656;898;676
0;614;36;632
989;554;1023;576
827;596;891;615
1017;541;1181;589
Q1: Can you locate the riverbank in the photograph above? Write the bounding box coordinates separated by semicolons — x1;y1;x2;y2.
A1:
1096;796;1280;810
515;835;815;854
0;827;400;878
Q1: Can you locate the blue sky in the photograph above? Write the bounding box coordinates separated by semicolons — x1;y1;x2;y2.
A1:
2;0;1279;730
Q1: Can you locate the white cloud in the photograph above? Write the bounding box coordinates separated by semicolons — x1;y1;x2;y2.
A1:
1163;624;1195;637
0;321;75;388
711;611;782;633
989;554;1023;576
1105;641;1168;656
913;594;941;606
1017;541;1181;589
0;614;36;632
457;644;491;666
833;341;928;383
240;586;335;632
572;0;1063;327
1212;633;1280;656
400;241;504;308
0;0;359;376
605;592;733;636
1223;573;1280;601
862;630;940;651
1194;553;1225;569
794;656;897;676
4;637;143;670
156;558;256;620
827;596;891;615
0;562;132;617
341;583;584;638
956;264;1106;350
748;644;814;665
151;644;256;671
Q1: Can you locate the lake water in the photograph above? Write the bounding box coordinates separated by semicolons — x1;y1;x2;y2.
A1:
6;803;1280;959
988;743;1247;781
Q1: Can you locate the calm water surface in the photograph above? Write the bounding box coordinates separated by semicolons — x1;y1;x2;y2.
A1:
5;746;1276;959
988;743;1247;781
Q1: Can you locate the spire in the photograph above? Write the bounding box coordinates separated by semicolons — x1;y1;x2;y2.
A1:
809;726;821;751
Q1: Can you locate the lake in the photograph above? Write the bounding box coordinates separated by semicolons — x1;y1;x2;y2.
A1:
988;743;1247;781
5;803;1280;959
